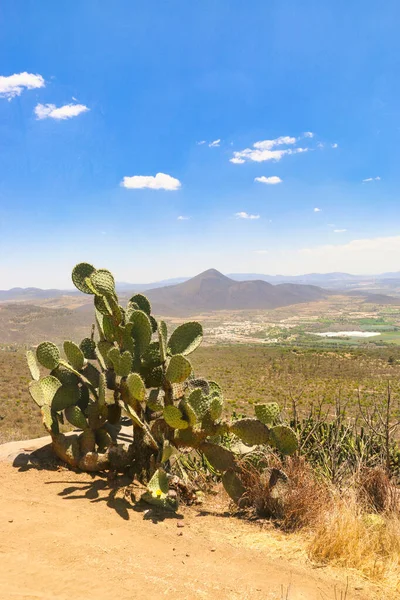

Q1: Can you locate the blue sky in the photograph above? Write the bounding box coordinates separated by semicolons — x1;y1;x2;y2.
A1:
1;0;400;288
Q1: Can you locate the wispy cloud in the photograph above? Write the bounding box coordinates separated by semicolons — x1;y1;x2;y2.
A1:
362;176;381;182
209;139;221;147
35;103;89;120
230;135;306;164
254;249;269;254
235;212;260;220
334;229;347;233
331;143;338;149
177;215;190;220
254;176;282;185
0;72;45;99
196;140;206;145
314;207;322;212
304;131;314;138
121;173;181;191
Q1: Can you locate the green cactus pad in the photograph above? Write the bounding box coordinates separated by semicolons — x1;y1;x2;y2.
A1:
129;310;152;354
78;337;97;360
36;342;60;370
88;402;108;430
158;321;168;363
163;405;189;430
179;399;197;427
166;354;192;384
126;373;146;402
94;294;112;315
150;315;158;333
230;418;270;446
129;293;151;316
142;365;164;388
209;395;223;421
142;342;162;368
71;263;96;294
174;428;206;448
96;341;114;369
65;405;88;430
102;315;119;342
200;442;236;472
39;375;62;405
29;380;45;407
222;469;246;503
79;429;96;454
81;362;101;388
161;440;175;463
255;402;280;426
98;372;106;407
107;403;122;425
187;378;210;396
52;383;80;412
89;269;115;296
141;468;178;512
167;322;203;356
108;347;132;377
26;350;40;381
269;425;298;455
63;340;85;371
187;388;211;419
123;403;144;428
77;384;90;413
41;405;59;434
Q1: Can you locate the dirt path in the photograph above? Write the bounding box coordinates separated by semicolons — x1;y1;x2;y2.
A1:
0;459;393;600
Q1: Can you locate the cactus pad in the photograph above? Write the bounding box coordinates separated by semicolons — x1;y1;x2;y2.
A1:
129;310;152;354
36;342;60;370
163;405;189;429
79;429;96;454
89;269;115;296
141;468;178;512
269;425;298;455
72;262;96;294
129;293;151;316
167;322;203;356
230;418;270;446
26;350;40;381
187;388;210;419
63;340;85;371
65;405;88;430
166;354;192;383
222;469;246;503
52;383;80;412
126;373;146;402
255;402;280;425
52;433;80;467
200;442;235;472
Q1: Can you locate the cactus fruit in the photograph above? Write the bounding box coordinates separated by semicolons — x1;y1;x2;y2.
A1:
166;354;192;383
230;419;270;446
167;322;203;356
269;425;298;455
36;342;60;370
255;402;280;425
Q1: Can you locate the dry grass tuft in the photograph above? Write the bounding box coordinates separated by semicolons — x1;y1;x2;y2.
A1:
309;493;400;587
355;466;397;512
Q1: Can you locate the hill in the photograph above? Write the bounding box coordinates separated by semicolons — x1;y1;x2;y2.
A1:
146;269;330;313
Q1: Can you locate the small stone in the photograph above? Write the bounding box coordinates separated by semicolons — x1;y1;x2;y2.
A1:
177;522;185;528
210;547;216;552
186;553;190;557
8;520;13;523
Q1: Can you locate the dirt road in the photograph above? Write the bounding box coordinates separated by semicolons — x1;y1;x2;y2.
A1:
0;456;392;600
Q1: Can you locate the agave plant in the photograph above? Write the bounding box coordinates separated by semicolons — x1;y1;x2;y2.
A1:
27;262;298;509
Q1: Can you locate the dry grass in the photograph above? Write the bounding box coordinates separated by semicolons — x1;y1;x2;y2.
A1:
309;493;400;588
356;466;398;512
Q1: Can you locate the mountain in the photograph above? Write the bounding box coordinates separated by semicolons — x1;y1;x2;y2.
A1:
145;269;330;314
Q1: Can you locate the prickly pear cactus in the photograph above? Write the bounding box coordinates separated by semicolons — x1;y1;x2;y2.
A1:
27;262;298;510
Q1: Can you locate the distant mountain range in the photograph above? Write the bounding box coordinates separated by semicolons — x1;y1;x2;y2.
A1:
2;269;400;304
145;269;330;313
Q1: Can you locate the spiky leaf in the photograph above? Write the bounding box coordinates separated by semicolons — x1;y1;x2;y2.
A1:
222;469;246;503
166;354;191;384
63;341;85;371
89;269;115;296
126;373;146;402
255;403;280;426
163;405;189;430
129;293;151;316
72;262;96;294
269;425;298;455
129;310;152;354
26;350;40;381
52;383;80;412
200;442;235;472
79;338;97;360
230;418;270;446
36;342;60;370
65;405;88;429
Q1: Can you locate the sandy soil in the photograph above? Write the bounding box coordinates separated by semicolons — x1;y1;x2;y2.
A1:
0;451;393;600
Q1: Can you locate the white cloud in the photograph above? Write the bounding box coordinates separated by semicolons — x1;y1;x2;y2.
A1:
0;72;45;99
196;140;206;145
362;176;381;182
304;131;314;138
254;250;269;254
230;135;311;164
254;176;282;185
177;215;190;220
209;139;221;147
235;212;260;220
35;103;89;120
331;143;338;149
121;173;181;191
314;207;321;212
317;142;324;149
334;229;347;233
